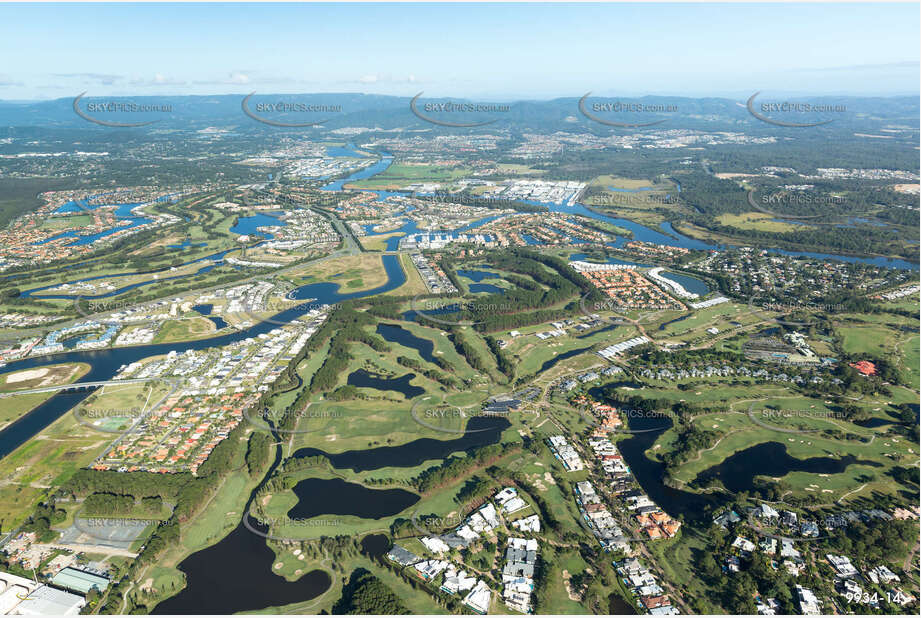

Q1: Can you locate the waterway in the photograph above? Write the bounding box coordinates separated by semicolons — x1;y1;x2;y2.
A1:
4;145;918;613
153;418;331;614
291;416;509;473
35;202;153;247
346;368;425;399
656;270;710;297
376;323;437;364
287;478;420;520
0;254;407;459
229;212;286;239
693;441;881;494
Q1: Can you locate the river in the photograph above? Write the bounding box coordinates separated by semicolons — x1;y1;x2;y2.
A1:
0;254;407;459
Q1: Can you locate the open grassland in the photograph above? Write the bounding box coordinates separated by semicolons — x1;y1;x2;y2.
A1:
261;443;530;544
359;232;404;252
143;432;261;609
0;393;59;430
151;316;217;344
495;163;545;175
834;314;919;382
0;410;110;528
652;301;768;343
38;213;94;230
716;212;802;233
347;163;473;190
257;549;449;615
283;253;390;292
581;175;685;226
77;381;173;430
900;334;920;390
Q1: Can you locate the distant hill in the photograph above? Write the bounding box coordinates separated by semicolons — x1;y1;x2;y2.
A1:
0;93;917;134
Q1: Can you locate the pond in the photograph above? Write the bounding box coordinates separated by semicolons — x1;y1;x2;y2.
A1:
288;477;420;520
346;368;425;399
693;441;882;494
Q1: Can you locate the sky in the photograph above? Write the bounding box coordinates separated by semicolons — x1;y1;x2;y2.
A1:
0;2;918;100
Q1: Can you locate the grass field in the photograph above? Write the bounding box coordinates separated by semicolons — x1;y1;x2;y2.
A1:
151;317;217;344
359;232;404;252
347;163;473;190
384;253;429;297
900;334;920;390
77;381;173;429
716;212;801;233
0;408;110;528
650;393;918;502
283;254;390;292
39;213;94;230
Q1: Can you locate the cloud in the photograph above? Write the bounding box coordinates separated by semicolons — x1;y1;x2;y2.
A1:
794;61;919;73
354;73;420;85
191;71;302;86
50;72;124;85
0;74;24;87
118;73;187;87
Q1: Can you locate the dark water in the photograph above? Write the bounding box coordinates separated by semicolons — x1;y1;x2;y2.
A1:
154;419;330;614
207;316;228;330
360;533;391;557
657;270;710;297
456;268;500;282
588;386;719;525
287;477;420;520
321;155;394;192
609;592;638;614
291;416;509;472
376;323;436;364
551;201;918;271
576;322;620;339
469;282;504;294
693;442;882;494
659;314;693;331
346;368;424;399
229;212;286;239
152;524;331;614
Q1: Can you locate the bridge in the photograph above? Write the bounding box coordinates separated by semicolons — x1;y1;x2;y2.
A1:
0;378;167;398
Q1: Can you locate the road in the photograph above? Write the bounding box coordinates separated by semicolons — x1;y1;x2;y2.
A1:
0;378;159;397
